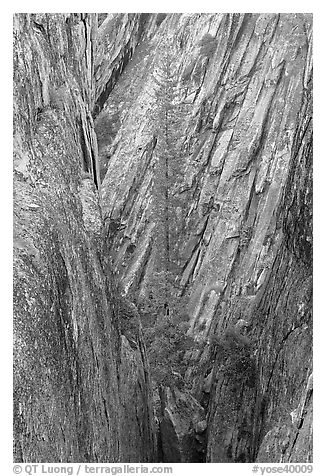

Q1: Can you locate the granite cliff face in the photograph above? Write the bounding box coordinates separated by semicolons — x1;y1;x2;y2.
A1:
96;13;312;462
13;13;156;463
13;13;312;463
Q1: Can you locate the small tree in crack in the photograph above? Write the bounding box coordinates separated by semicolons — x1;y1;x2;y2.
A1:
151;37;187;312
141;38;192;388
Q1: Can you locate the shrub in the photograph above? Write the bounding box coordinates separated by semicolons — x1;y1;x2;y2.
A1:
140;271;196;388
239;224;253;250
198;33;218;58
209;329;256;388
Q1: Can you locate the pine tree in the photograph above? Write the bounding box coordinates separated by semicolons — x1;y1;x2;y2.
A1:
139;38;194;389
151;38;187;313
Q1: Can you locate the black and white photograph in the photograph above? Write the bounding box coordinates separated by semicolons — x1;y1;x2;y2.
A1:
12;7;313;470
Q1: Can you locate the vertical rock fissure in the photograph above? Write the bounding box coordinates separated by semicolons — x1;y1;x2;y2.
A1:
13;12;312;464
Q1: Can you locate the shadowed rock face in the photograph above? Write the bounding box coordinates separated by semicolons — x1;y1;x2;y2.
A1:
159;387;206;462
13;13;156;463
252;71;312;464
13;12;312;463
